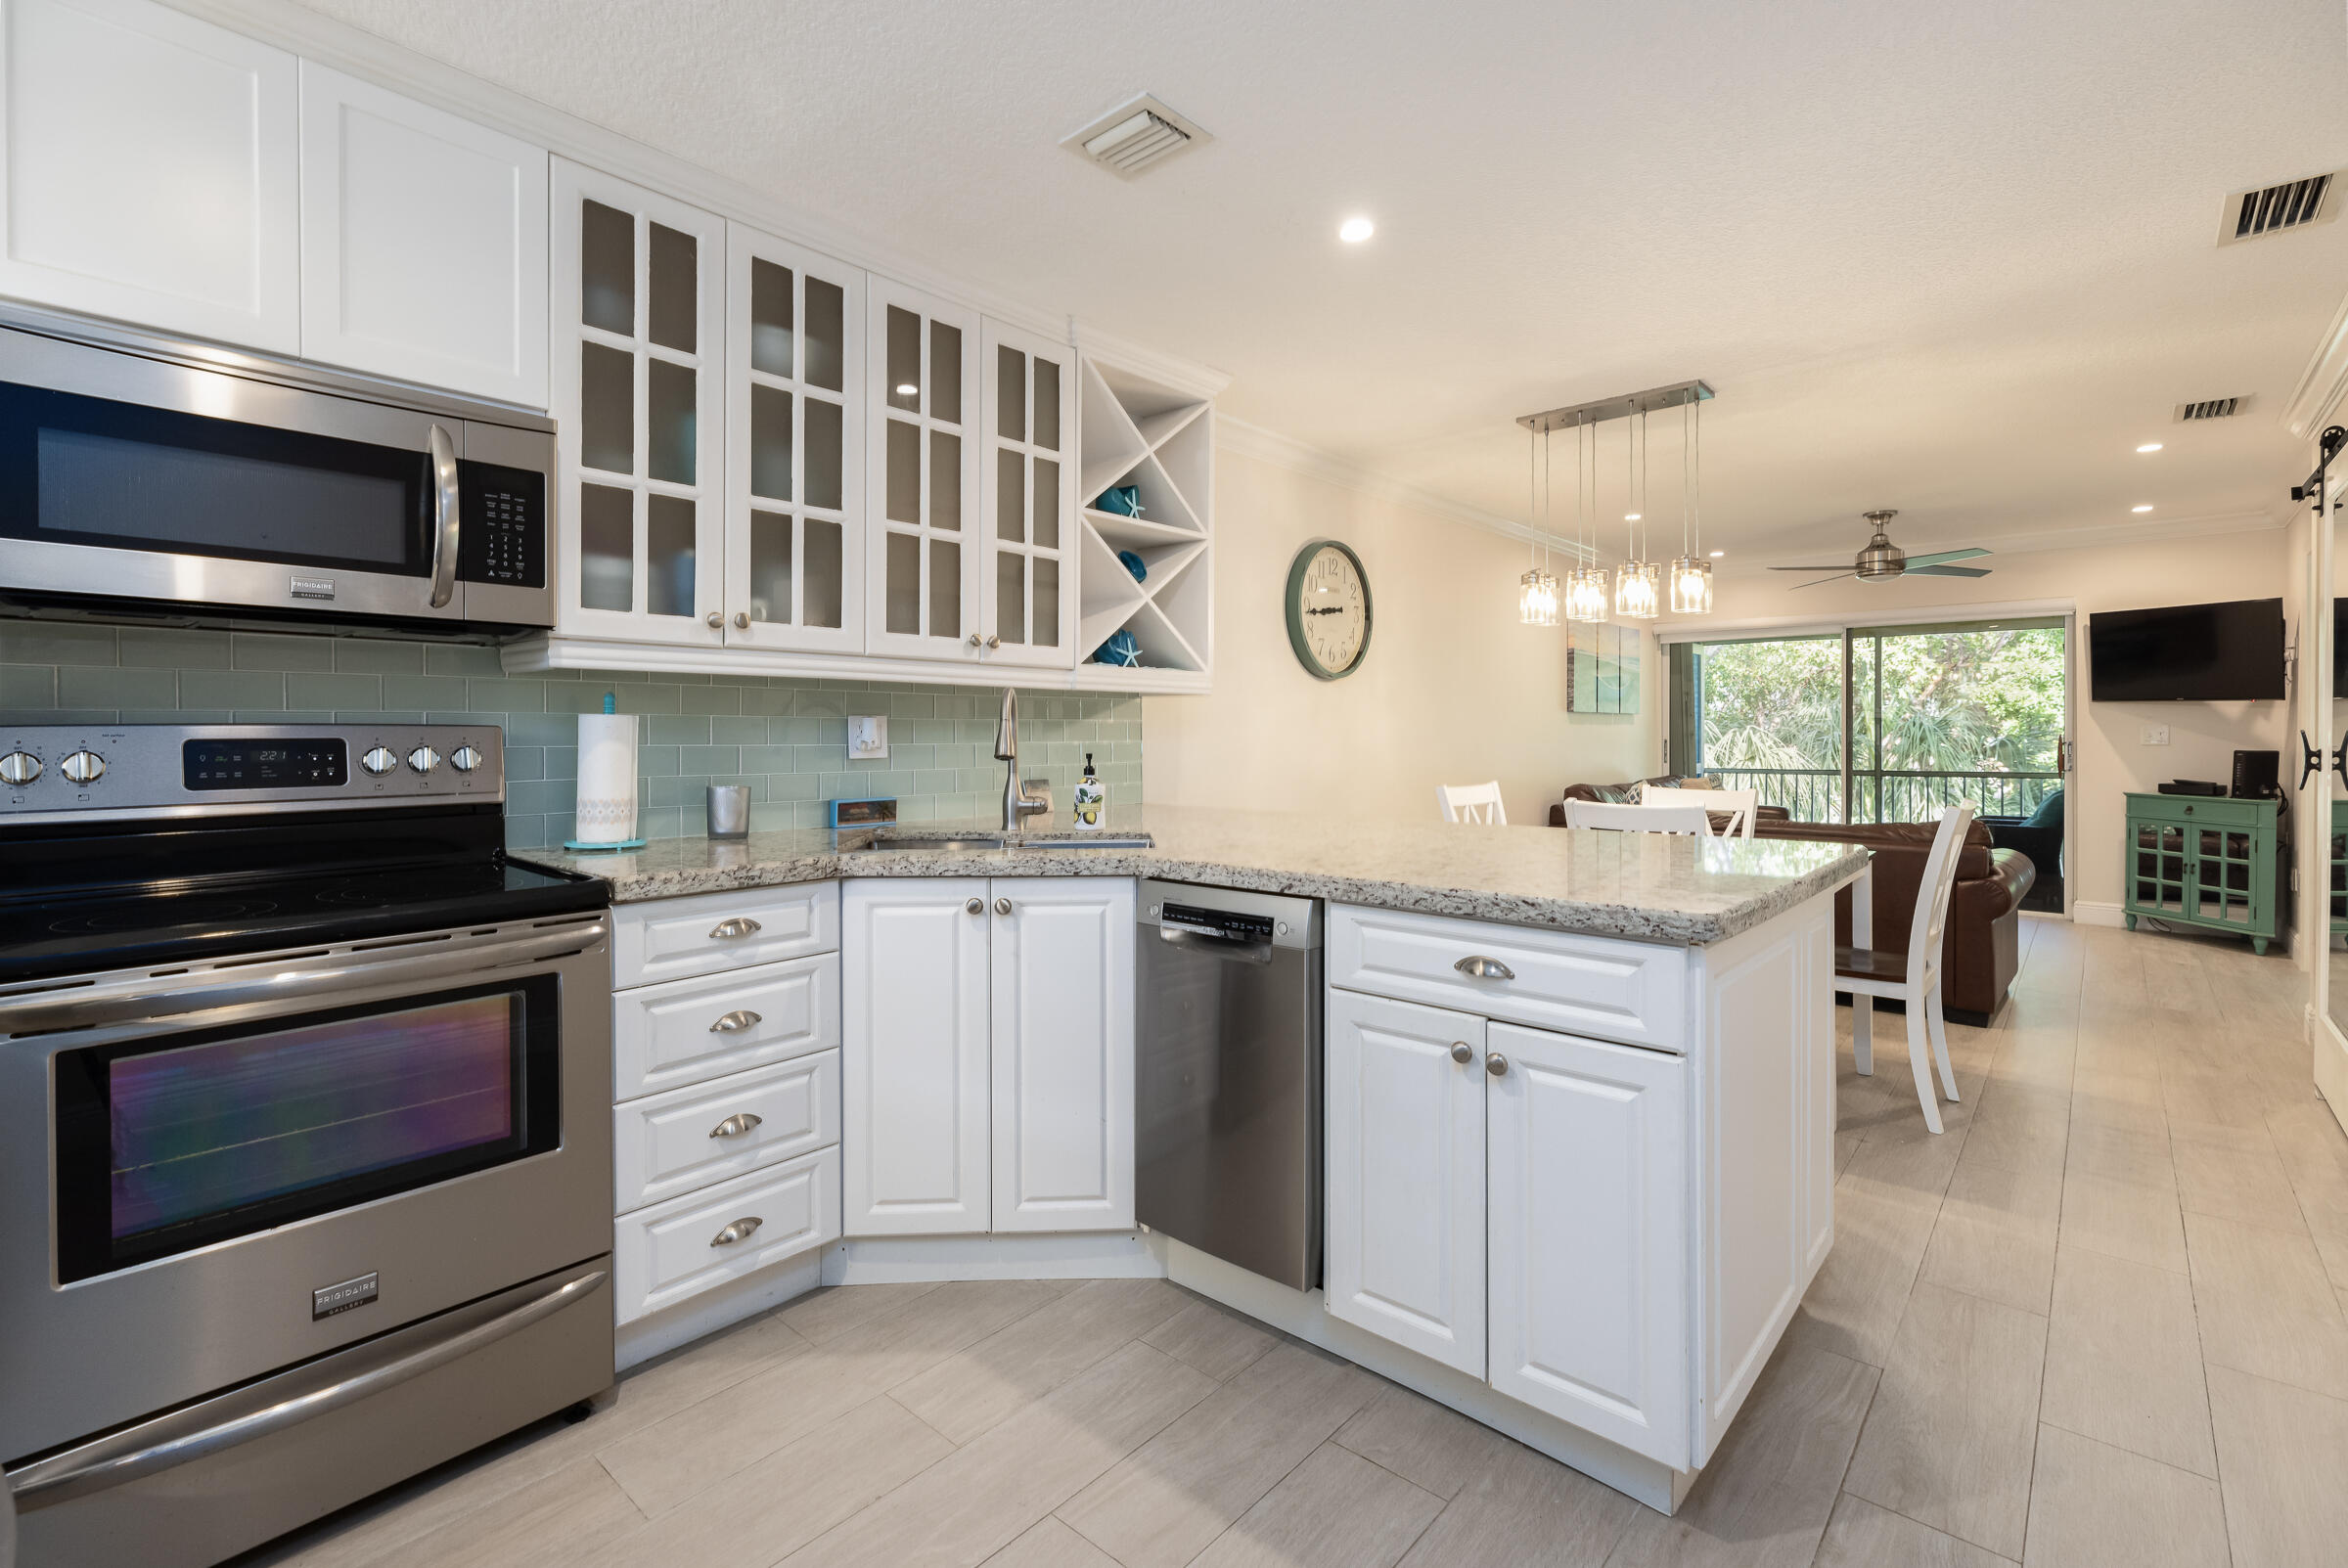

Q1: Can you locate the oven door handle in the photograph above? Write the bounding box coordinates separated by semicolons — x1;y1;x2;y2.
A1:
428;423;461;609
5;1262;609;1509
0;919;607;1035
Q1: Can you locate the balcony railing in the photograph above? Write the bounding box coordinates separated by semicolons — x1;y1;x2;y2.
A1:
1707;767;2060;825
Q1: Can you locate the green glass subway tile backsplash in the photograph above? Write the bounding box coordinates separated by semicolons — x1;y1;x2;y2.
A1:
0;623;1144;850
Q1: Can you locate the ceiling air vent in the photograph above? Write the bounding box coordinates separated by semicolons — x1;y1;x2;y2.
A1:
2218;173;2337;244
1061;93;1210;178
2175;397;2247;422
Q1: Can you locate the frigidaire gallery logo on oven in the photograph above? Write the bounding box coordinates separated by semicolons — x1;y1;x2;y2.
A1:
312;1271;380;1320
290;575;336;602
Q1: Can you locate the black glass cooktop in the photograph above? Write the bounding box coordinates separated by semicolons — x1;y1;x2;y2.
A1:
0;805;606;985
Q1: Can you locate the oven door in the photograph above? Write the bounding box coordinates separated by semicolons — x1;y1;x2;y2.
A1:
0;917;611;1465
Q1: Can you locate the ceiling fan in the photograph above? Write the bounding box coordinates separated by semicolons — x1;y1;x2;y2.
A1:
1769;510;1993;589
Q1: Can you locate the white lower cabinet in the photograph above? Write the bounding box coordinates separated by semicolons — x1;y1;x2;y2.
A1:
614;1146;840;1322
842;875;1135;1238
613;1049;840;1212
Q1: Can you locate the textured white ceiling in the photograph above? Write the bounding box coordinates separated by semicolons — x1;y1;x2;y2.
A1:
294;0;2348;571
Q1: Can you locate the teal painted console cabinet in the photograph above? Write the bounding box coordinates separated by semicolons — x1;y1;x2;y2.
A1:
2123;792;2281;954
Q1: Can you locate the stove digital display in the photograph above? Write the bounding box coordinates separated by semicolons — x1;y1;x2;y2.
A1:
183;739;347;790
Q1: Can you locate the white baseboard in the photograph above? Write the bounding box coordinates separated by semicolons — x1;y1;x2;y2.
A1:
615;1246;824;1370
821;1232;1163;1285
2072;901;2127;928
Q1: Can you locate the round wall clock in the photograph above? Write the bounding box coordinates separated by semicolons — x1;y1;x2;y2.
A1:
1285;538;1373;680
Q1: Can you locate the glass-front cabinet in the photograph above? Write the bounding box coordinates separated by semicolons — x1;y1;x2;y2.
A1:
723;224;863;652
865;278;983;663
551;158;726;645
980;321;1078;666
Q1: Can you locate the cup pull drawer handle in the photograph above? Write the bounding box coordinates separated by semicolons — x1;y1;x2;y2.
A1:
1454;955;1514;981
708;918;763;940
710;1217;763;1246
708;1112;764;1140
708;1009;763;1034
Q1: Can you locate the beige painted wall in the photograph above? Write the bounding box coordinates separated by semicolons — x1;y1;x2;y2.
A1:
1676;526;2296;918
1143;445;1657;826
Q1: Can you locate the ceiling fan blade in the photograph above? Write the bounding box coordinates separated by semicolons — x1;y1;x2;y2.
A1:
1790;572;1858;589
1903;548;1991;566
1769;564;1857;571
1902;564;1992;577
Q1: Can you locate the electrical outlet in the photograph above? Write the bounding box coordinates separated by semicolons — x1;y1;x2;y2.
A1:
2141;724;2170;746
847;715;888;760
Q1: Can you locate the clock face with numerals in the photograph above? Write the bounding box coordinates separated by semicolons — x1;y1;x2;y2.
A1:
1285;539;1373;680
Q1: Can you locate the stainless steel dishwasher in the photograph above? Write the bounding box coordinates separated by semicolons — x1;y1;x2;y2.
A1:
1136;879;1324;1292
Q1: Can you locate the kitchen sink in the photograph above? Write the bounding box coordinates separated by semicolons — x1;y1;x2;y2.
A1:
857;834;1009;852
853;832;1154;853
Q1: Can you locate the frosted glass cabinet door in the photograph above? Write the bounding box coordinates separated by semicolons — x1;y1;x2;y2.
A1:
723;222;863;653
297;63;549;406
0;0;299;351
550;157;725;644
864;277;981;661
978;320;1078;668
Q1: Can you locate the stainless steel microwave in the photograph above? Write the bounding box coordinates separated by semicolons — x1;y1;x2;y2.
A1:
0;306;554;634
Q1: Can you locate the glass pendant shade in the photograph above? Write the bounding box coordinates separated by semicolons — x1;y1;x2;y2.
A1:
1518;567;1559;626
1614;560;1661;620
1668;556;1713;614
1565;565;1609;622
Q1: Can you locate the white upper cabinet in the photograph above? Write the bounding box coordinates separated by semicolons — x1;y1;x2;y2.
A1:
297;63;547;406
865;276;981;663
0;0;299;351
978;320;1077;668
724;222;864;653
550;157;726;645
990;876;1133;1231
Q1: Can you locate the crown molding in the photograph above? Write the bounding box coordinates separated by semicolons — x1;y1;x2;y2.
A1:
1216;416;1595;561
2283;285;2348;440
1070;324;1231;401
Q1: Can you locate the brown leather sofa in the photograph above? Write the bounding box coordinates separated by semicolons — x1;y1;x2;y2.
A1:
1550;784;2036;1025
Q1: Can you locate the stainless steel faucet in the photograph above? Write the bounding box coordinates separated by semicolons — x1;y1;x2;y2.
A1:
994;687;1049;831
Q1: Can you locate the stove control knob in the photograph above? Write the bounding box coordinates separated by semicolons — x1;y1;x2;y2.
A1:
407;745;442;775
61;750;104;784
0;750;40;785
449;744;485;774
360;746;398;776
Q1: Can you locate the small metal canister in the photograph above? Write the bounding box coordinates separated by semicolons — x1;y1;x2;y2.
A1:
706;784;750;839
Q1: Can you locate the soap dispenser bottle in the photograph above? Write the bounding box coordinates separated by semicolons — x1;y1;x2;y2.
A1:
1073;753;1106;829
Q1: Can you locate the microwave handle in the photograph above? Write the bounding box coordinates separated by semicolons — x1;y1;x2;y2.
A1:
428;423;460;608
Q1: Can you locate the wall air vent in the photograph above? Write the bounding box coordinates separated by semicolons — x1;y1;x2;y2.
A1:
2175;397;2247;422
2218;173;2337;244
1061;93;1210;178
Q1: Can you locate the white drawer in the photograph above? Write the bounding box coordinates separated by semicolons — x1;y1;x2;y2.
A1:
614;1145;840;1324
1329;903;1687;1052
612;882;839;989
614;954;840;1101
614;1050;840;1215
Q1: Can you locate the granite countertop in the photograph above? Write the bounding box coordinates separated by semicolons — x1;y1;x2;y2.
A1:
518;804;1870;946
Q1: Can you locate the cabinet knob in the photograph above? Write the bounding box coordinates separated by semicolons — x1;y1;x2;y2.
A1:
1450;1042;1473;1064
985;634;1000;650
733;611;750;629
1485;1052;1510;1077
969;633;983;648
707;1009;762;1033
995;896;1013;916
706;610;723;628
709;1216;763;1246
708;1111;764;1140
966;897;984;914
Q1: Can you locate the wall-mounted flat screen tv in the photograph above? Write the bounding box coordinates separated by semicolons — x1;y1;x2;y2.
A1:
2088;598;2284;701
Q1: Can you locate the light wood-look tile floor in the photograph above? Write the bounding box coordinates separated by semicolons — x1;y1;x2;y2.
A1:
235;918;2348;1568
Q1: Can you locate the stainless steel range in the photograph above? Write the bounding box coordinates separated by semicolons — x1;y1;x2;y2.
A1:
0;723;613;1568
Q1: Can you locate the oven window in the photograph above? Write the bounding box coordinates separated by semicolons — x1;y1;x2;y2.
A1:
0;381;429;575
53;977;560;1282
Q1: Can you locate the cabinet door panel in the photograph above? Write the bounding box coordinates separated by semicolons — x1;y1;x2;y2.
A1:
1486;1021;1689;1467
298;63;548;405
550;157;724;644
841;878;990;1233
0;0;298;350
978;320;1076;668
1324;987;1485;1376
864;277;980;661
990;876;1133;1231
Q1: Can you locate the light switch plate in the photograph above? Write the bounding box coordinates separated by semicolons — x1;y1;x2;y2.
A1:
2141;724;2170;746
847;715;888;760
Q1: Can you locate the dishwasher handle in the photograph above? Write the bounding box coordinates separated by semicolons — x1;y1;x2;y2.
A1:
1155;922;1276;964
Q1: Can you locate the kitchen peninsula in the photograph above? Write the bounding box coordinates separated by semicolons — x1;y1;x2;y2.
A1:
526;808;1867;1513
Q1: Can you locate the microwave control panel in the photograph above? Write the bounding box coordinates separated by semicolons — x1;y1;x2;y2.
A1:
456;460;547;590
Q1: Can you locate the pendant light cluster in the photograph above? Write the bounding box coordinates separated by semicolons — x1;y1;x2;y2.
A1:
1513;380;1713;624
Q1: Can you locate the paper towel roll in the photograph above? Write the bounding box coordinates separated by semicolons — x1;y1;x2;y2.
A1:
575;711;640;845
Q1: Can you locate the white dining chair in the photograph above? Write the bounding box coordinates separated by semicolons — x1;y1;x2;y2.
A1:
1438;782;1507;825
1838;804;1972;1134
1562;800;1714;834
1641;785;1760;840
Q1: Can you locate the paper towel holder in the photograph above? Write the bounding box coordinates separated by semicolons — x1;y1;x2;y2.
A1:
564;692;648;852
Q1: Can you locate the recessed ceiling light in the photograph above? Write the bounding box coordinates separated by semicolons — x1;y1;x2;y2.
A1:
894;382;918;396
1709;550;1725;558
1624;512;1642;521
2136;442;2163;453
2131;504;2154;513
1337;216;1375;244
